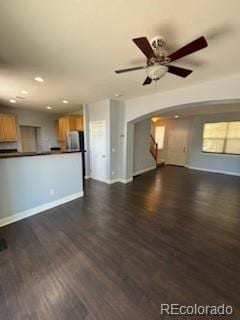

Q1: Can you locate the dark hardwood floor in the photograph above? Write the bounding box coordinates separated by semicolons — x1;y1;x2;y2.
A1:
0;166;240;319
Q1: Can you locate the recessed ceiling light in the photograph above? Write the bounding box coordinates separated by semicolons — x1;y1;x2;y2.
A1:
174;115;179;119
34;77;44;83
62;100;69;104
9;99;17;103
21;90;28;95
46;106;52;110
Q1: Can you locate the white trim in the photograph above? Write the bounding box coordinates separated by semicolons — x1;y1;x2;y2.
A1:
133;165;156;176
105;178;120;184
200;152;240;158
118;178;133;184
84;176;91;180
0;191;84;227
185;165;240;177
91;177;133;184
90;176;110;184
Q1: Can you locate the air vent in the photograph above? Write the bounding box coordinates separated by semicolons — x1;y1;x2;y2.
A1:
15;96;25;100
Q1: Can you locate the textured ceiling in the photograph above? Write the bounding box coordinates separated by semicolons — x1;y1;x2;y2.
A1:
0;0;239;112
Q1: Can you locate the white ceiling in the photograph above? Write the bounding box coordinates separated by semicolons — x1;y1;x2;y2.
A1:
0;0;239;112
151;103;240;120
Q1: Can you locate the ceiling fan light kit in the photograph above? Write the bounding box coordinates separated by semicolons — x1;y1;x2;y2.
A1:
146;64;168;81
115;35;208;85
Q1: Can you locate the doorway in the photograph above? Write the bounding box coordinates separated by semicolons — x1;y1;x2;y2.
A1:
89;120;107;182
20;126;40;153
167;129;188;166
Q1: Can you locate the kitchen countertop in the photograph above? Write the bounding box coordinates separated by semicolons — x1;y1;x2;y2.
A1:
0;150;82;159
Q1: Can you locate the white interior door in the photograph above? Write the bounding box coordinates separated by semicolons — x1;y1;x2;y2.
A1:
167;129;188;166
89;120;107;182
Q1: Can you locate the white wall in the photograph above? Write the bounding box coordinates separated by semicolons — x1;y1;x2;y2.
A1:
133;118;156;175
87;76;240;182
83;104;91;177
125;75;240;122
87;99;127;183
122;75;240;180
0;105;60;151
70;105;83;115
109;100;125;180
0;153;83;226
152;112;240;176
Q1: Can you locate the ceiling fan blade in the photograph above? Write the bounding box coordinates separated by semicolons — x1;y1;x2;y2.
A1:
167;65;193;78
115;66;145;74
167;36;208;62
133;37;156;59
143;77;152;86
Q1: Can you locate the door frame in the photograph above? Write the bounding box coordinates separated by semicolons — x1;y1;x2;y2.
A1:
89;120;108;182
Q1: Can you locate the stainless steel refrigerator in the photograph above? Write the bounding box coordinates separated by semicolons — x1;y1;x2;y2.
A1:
66;131;86;187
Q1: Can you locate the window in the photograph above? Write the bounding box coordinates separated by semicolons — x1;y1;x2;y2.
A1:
202;121;240;155
155;126;165;149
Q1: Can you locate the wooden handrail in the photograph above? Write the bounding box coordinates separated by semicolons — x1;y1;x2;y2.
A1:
149;134;158;162
150;134;156;144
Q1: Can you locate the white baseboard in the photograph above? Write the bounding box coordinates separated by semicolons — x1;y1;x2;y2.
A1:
84;176;91;180
91;176;133;184
0;191;84;227
118;178;133;184
105;178;120;184
133;165;156;176
185;165;240;177
107;177;134;184
90;176;113;184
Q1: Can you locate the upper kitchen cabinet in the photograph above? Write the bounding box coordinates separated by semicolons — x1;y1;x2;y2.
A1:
75;116;83;131
0;114;17;142
57;116;83;142
0;118;4;141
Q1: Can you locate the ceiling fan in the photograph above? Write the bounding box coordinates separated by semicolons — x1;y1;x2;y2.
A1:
115;35;208;85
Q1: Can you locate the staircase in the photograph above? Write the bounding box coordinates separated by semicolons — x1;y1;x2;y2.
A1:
150;134;165;167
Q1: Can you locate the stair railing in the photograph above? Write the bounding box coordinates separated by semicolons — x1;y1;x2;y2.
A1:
150;134;158;162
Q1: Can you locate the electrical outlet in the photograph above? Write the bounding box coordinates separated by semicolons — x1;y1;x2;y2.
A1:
112;171;115;176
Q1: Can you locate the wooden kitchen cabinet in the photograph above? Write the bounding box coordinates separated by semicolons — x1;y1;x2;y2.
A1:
58;117;68;142
0;118;4;141
0;114;17;142
75;116;83;131
56;116;83;142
